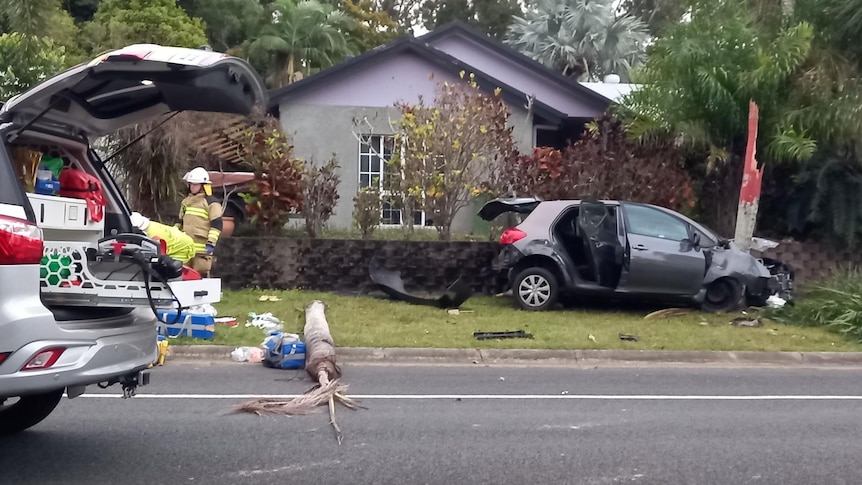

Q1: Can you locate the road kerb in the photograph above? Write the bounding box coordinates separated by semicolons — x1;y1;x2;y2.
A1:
166;345;862;367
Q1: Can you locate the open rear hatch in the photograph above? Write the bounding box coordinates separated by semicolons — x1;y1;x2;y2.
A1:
2;44;267;313
477;197;541;221
1;44;266;138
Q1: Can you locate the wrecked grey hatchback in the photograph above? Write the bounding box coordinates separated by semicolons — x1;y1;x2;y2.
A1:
479;198;794;312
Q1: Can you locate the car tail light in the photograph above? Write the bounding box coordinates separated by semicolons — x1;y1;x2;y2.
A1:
0;215;43;265
0;352;9;365
22;348;65;371
499;228;527;245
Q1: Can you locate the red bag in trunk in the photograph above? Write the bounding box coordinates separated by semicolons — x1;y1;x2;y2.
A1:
57;169;106;223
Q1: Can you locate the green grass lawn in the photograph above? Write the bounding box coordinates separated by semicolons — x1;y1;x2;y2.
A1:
167;289;862;353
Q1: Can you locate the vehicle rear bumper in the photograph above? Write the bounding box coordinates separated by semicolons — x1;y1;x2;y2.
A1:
489;246;524;292
0;318;157;398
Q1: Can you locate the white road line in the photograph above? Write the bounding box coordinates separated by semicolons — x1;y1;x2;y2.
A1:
76;393;862;400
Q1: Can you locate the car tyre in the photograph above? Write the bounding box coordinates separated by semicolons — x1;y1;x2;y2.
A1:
513;267;559;311
702;278;743;313
0;389;64;436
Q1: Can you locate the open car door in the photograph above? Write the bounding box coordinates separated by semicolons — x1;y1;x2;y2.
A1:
577;200;624;288
1;44;267;138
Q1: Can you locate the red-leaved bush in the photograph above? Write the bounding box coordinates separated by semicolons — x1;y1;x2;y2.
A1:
498;114;696;213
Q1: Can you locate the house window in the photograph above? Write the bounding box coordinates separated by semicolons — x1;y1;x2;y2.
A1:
358;135;426;226
533;124;559;148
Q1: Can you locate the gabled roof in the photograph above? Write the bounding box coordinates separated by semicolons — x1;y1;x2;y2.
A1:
419;21;615;107
267;36;571;123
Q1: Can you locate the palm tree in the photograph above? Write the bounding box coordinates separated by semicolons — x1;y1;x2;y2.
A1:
0;0;58;38
504;0;649;82
247;0;356;88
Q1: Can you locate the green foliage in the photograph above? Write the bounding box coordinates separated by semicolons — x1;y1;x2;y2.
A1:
50;8;87;66
352;185;383;239
62;0;101;22
419;0;522;38
372;0;421;31
83;0;208;53
0;0;84;66
618;0;687;36
0;34;66;101
240;114;305;234
0;0;60;38
341;0;399;52
178;0;264;52
505;0;648;81
301;156;341;238
773;150;862;247
770;269;862;342
623;0;815;162
246;0;355;88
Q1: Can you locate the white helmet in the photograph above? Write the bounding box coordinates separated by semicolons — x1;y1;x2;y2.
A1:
182;167;210;184
130;212;150;231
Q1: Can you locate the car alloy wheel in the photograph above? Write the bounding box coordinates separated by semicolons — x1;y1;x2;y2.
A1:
513;267;559;311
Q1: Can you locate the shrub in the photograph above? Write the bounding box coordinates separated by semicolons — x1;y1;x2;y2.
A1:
240;115;304;234
352;186;382;240
499;113;696;214
395;73;518;240
302;156;341;238
770;268;862;342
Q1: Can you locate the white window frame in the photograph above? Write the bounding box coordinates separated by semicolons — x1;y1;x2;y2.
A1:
358;135;426;227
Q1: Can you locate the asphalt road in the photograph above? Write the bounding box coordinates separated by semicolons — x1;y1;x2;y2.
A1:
3;362;862;485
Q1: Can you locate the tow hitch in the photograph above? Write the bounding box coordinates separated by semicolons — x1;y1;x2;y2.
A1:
121;370;150;398
99;370;150;398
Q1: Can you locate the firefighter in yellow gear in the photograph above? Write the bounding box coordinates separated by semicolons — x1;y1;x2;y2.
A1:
130;212;196;264
177;167;223;277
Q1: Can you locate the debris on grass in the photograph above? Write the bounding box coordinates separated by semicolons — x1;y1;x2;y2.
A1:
619;333;639;342
731;317;763;328
245;312;283;331
258;295;282;302
473;329;533;340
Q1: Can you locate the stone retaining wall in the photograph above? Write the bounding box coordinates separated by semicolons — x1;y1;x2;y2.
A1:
213;238;501;294
213;237;857;294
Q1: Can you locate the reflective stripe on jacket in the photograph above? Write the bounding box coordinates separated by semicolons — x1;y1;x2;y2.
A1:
178;193;223;254
145;220;196;263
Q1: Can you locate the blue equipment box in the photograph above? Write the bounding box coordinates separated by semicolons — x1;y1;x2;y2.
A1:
156;310;215;340
263;331;306;369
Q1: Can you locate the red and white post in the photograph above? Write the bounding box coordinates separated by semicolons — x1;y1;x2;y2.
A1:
733;101;763;253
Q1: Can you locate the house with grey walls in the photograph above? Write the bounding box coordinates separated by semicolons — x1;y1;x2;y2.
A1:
267;21;632;234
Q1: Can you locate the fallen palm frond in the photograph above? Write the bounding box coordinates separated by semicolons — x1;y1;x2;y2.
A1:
233;378;359;416
644;308;696;319
233;300;360;444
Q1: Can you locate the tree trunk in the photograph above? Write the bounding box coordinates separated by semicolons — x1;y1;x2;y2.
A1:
304;300;340;382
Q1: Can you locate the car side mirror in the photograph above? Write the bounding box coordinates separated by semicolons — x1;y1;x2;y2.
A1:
691;232;701;248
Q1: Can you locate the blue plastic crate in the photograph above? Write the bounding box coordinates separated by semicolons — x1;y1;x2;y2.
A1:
156;310;215;340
